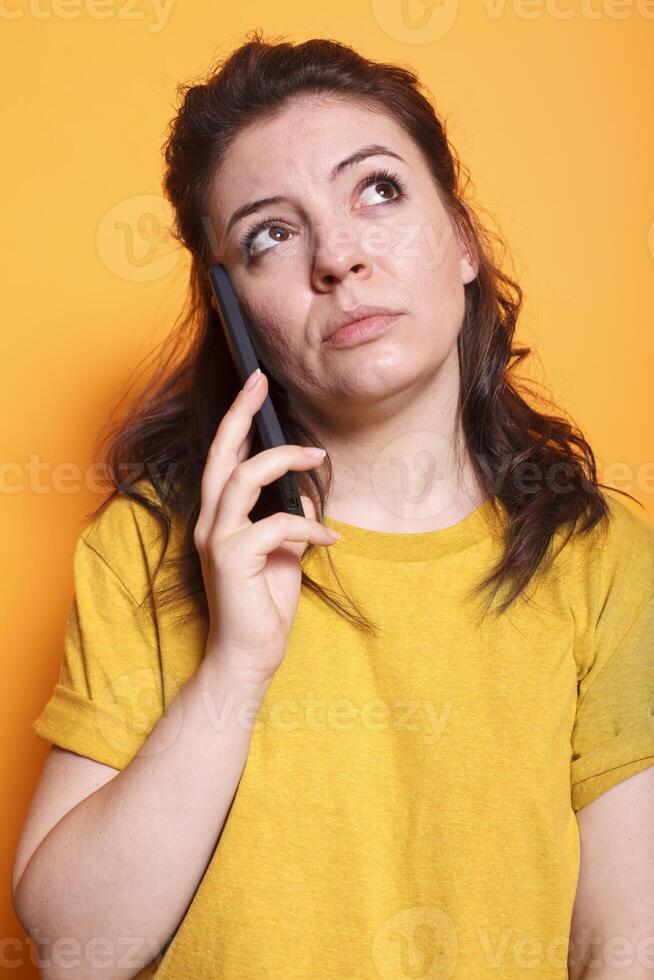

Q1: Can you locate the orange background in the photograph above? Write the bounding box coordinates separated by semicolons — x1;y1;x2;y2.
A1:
3;2;652;971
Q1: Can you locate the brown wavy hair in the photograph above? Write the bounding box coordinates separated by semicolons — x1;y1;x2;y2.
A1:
87;28;638;632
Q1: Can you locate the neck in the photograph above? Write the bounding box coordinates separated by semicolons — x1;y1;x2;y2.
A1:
288;349;486;533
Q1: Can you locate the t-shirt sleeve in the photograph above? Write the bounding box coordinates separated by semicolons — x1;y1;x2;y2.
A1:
570;499;654;812
32;514;178;771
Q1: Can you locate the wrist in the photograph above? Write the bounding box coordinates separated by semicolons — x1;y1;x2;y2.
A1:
201;647;277;692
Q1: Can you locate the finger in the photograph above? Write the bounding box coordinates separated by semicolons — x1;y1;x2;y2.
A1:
214;445;327;537
226;510;338;574
237;420;256;463
300;494;317;522
197;372;268;536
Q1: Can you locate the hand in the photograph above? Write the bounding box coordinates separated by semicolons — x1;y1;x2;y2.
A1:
193;369;338;683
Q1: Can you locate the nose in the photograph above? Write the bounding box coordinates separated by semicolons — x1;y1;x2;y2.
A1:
309;218;373;290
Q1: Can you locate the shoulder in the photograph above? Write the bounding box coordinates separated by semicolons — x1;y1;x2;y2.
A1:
605;492;654;572
554;491;654;661
78;480;181;606
579;491;653;580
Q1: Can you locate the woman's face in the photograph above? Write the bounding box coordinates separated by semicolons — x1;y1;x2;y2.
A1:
208;96;477;422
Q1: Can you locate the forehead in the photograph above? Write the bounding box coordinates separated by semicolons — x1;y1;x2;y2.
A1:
211;97;418;218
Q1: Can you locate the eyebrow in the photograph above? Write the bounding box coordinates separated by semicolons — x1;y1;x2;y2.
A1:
224;143;407;240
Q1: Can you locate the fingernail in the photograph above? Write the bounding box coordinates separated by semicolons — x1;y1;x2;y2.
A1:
244;368;261;391
303;447;326;458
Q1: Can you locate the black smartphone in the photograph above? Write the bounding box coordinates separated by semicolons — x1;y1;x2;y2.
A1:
208;263;306;519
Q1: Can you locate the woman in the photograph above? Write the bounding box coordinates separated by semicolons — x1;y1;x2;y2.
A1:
13;30;654;980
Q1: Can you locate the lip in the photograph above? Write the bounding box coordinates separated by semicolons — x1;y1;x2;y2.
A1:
322;304;403;347
324;313;402;349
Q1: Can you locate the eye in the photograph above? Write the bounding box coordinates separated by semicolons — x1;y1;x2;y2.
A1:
239;218;289;259
238;167;407;260
357;168;407;208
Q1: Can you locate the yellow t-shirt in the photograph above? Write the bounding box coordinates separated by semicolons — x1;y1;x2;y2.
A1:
32;486;654;979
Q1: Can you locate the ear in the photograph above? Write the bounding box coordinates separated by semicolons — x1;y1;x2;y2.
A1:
459;244;477;285
456;205;479;285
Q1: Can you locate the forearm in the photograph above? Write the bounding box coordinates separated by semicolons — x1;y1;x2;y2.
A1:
14;653;271;980
579;966;645;980
570;931;654;980
577;971;654;979
575;959;654;978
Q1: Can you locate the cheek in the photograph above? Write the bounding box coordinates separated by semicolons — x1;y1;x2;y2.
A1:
240;294;299;372
376;207;459;287
407;223;466;339
414;218;461;286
